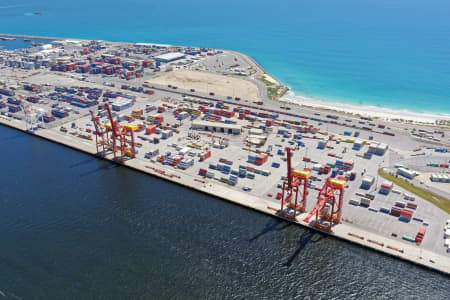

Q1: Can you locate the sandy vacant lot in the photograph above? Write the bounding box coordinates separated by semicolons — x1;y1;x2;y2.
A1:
149;70;261;101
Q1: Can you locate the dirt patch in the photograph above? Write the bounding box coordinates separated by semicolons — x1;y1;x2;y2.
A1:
148;70;261;101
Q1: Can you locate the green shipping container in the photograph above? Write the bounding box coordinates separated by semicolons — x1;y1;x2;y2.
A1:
402;235;416;242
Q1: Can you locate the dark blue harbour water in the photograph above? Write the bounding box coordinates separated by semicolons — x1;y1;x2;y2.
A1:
0;125;448;299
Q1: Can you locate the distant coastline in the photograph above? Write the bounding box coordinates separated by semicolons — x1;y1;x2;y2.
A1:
1;32;448;127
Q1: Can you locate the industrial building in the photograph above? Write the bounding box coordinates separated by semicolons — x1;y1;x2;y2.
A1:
154;52;186;63
397;167;416;180
430;174;450;183
111;98;133;111
192;121;241;135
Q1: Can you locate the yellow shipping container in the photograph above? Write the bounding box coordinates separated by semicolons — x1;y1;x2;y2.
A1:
188;143;203;149
294;169;311;178
330;178;346;188
124;124;139;131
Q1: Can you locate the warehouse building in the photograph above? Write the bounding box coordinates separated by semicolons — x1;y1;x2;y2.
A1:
430;174;450;183
192;121;241;135
397;167;416;180
111;98;133;111
154;52;186;63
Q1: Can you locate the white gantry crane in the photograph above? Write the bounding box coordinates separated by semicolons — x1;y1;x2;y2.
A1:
20;103;45;131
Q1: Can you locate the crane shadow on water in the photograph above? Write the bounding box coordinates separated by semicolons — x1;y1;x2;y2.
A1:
69;157;99;168
249;219;292;242
284;230;325;267
79;163;119;177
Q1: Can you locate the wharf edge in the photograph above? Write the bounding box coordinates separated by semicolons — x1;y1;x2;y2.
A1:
0;119;448;276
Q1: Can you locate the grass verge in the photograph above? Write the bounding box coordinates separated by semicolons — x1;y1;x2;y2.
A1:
267;87;280;99
378;168;450;213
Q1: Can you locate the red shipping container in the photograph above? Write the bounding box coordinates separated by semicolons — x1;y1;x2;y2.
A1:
400;209;413;217
145;125;156;135
391;207;401;216
407;202;417;209
418;225;427;235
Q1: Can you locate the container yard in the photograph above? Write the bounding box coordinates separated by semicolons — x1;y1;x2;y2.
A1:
1;34;450;275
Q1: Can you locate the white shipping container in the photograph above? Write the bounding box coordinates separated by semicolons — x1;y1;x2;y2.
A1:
360;198;371;206
179;147;191;156
349;199;360;206
361;175;374;186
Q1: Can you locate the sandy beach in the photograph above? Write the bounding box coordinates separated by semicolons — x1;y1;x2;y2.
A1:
281;91;450;124
148;70;260;101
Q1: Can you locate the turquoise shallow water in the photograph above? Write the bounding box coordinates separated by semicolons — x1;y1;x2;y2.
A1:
0;0;449;113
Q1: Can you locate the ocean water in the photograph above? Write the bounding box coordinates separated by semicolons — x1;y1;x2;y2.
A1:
0;0;449;113
0;37;51;50
0;124;449;299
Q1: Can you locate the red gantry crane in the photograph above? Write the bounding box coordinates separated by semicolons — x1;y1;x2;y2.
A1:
279;147;311;219
304;177;346;232
91;103;136;162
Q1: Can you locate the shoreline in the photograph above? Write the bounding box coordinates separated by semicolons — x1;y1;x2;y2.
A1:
281;91;450;125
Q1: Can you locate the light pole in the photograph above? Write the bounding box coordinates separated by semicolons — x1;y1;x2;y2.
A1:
375;162;381;191
304;146;308;168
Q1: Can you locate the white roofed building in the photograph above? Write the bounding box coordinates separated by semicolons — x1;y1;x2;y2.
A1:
155;52;185;62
